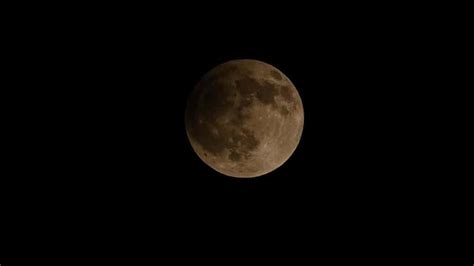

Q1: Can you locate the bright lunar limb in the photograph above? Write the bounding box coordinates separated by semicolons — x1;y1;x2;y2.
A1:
185;59;304;178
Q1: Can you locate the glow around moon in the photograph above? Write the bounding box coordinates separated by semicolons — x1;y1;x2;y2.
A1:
185;59;304;178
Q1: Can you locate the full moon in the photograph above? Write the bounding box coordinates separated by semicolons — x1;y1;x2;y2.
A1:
185;59;304;178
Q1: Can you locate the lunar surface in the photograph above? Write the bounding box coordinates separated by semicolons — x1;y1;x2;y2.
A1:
185;59;304;178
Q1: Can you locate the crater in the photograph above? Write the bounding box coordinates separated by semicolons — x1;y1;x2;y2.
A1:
280;85;294;103
187;109;260;158
240;128;260;151
229;151;241;161
270;70;283;80
279;106;290;116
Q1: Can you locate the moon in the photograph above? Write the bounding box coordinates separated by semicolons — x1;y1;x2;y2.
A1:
185;59;304;178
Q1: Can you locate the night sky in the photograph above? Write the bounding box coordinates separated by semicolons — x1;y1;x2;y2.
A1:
59;19;429;224
5;7;449;260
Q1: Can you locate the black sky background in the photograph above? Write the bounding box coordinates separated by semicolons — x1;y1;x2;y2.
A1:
73;21;431;243
4;5;460;260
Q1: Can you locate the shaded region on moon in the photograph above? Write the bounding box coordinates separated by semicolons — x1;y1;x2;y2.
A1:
185;59;304;178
